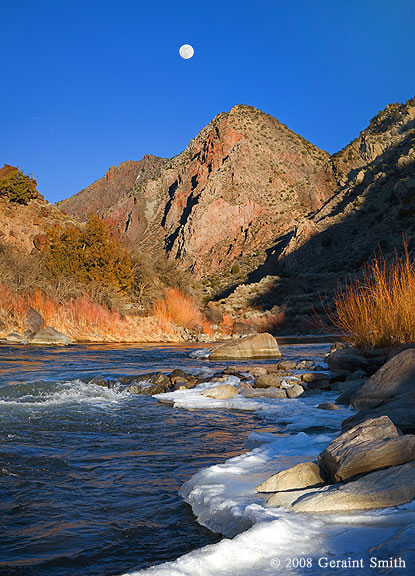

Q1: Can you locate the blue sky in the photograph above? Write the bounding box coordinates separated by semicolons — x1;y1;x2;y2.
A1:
1;0;414;203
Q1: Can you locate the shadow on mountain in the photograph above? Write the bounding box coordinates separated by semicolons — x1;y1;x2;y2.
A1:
217;126;415;330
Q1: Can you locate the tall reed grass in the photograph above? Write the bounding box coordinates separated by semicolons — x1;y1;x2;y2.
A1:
0;285;179;342
154;288;207;331
324;244;415;350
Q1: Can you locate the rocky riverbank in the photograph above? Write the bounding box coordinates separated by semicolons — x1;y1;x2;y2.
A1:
84;333;415;518
116;335;415;518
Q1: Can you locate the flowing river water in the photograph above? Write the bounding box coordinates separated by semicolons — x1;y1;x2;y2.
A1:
0;343;413;576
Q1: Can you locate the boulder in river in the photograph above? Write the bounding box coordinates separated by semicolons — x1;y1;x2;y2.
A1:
257;462;324;493
254;374;281;388
285;383;304;398
209;333;281;360
290;462;415;513
29;327;72;346
240;387;287;399
201;384;239;399
317;402;340;410
318;415;415;483
277;360;297;370
296;360;317;371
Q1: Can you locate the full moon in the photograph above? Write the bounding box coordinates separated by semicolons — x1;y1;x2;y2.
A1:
179;44;194;59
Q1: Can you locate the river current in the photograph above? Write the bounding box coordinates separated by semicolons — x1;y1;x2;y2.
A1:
0;343;413;576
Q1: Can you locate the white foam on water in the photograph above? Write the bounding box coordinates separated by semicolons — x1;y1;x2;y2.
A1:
0;379;130;408
154;376;260;412
189;349;211;359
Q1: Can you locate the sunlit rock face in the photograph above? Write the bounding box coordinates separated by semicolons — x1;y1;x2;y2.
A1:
58;105;335;278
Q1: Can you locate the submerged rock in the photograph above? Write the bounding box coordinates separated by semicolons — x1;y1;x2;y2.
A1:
317;402;340;410
201;384;239;399
291;462;415;513
29;327;71;346
257;462;324;493
240;387;287;399
209;333;281;360
318;416;415;483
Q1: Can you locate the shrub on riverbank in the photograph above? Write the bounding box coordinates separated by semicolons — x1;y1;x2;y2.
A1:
0;211;206;341
327;244;415;349
43;213;134;295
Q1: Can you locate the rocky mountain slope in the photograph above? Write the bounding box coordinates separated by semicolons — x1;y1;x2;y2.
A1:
58;105;336;278
58;98;415;330
0;165;77;253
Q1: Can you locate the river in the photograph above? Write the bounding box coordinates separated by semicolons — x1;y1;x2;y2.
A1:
0;343;413;576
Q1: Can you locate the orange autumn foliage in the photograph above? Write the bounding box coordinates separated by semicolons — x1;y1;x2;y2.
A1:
154;288;206;331
323;242;415;350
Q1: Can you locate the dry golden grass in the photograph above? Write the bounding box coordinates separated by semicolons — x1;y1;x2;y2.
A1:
324;243;415;350
154;288;206;331
0;285;180;343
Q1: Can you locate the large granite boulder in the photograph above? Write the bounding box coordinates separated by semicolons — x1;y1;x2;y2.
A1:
25;306;45;333
291;462;415;513
267;488;320;508
209;333;281;360
351;348;415;410
257;462;324;493
319;416;415;483
342;392;415;434
201;384;239;399
335;379;366;405
326;348;369;372
29;327;72;346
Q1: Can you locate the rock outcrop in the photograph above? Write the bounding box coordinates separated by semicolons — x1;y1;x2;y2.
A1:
351;348;415;410
29;327;72;346
209;333;281;359
318;416;415;483
291;462;415;513
257;462;324;493
57;98;415;329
